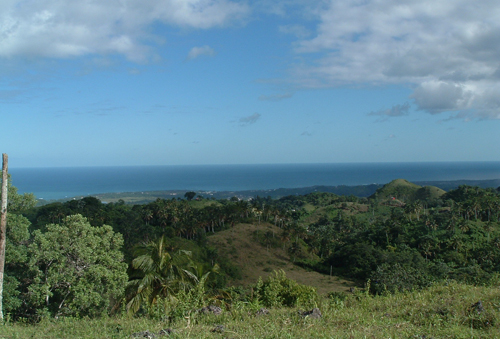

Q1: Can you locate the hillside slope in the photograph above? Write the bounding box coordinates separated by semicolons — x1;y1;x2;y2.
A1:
207;222;356;295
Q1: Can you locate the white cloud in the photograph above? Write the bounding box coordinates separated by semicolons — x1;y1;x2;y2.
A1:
186;45;215;60
291;0;500;119
411;81;473;114
0;0;248;61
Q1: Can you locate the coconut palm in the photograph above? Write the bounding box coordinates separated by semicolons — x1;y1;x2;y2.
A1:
126;236;193;314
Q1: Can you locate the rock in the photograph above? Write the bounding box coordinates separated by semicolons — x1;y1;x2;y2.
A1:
471;300;484;314
256;308;269;316
131;330;156;338
199;305;223;315
131;328;174;338
211;325;225;333
298;308;322;319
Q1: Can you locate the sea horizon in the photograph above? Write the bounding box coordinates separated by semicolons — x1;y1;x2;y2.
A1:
10;160;500;169
9;161;500;200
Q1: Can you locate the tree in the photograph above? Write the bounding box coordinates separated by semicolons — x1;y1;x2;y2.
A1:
126;236;193;314
1;169;36;320
27;214;128;318
0;155;8;321
184;192;196;201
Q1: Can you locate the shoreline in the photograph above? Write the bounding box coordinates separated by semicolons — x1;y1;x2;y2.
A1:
36;177;500;205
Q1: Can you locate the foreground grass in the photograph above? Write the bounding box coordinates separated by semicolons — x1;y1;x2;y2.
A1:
3;282;500;338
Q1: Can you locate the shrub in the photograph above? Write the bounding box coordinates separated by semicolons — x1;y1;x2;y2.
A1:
370;263;433;294
254;270;318;308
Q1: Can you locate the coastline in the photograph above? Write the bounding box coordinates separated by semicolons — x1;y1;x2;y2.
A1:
37;177;500;205
12;161;500;202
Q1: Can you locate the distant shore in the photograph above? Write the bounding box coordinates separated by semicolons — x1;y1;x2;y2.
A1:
36;177;500;205
13;162;500;201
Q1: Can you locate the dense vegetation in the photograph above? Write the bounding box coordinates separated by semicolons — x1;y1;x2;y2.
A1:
2;175;500;337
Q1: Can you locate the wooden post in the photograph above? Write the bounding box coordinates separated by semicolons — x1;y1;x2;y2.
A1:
0;153;8;321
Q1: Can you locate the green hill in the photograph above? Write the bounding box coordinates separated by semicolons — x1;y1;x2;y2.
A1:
370;179;421;202
370;179;446;204
414;185;446;201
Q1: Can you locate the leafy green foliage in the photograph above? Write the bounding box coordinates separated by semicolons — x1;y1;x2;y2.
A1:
254;270;318;308
13;176;500;325
3;214;31;315
2;175;37;317
27;215;128;318
370;263;434;294
126;236;196;314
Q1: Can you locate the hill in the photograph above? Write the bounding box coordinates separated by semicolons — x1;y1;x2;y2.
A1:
370;178;445;204
207;222;356;295
414;185;446;201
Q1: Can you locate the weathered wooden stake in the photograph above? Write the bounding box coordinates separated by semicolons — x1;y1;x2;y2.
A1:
0;153;8;321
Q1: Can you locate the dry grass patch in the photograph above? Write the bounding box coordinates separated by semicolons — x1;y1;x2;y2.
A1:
207;222;356;295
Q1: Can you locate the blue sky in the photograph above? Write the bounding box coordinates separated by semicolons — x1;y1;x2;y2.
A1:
1;0;499;168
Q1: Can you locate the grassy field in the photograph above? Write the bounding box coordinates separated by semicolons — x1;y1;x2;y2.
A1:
207;222;356;295
2;281;499;338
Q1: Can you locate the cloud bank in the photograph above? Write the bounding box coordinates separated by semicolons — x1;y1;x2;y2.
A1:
294;0;500;119
4;0;500;119
0;0;248;62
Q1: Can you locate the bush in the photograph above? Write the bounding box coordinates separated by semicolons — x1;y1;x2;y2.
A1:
370;263;434;294
254;270;318;308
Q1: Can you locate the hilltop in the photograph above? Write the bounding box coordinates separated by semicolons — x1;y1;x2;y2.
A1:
370;178;446;204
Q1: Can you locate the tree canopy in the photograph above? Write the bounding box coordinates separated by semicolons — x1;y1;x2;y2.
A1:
27;215;128;318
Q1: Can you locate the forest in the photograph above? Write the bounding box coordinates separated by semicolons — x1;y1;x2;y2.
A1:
2;176;500;338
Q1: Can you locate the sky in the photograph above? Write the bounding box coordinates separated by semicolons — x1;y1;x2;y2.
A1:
1;0;500;168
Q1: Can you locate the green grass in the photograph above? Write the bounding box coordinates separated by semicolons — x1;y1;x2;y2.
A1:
3;281;500;338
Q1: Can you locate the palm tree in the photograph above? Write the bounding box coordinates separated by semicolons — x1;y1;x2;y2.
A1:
413;201;423;221
142;208;153;225
458;220;470;234
482;196;496;222
280;227;291;250
448;234;465;253
126;236;193;314
404;203;413;222
469;198;481;221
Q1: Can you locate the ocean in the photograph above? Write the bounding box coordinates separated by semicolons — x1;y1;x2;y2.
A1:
8;162;500;200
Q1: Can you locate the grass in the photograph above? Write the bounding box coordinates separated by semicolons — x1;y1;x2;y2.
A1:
3;281;500;338
207;222;356;295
